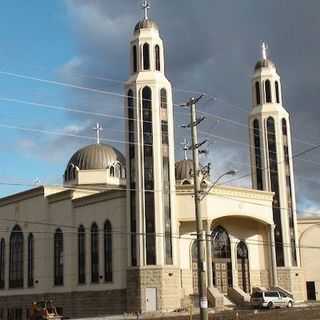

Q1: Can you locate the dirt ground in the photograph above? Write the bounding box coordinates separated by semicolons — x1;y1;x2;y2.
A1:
143;305;320;320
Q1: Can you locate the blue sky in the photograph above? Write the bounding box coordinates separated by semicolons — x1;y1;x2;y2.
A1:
0;0;320;216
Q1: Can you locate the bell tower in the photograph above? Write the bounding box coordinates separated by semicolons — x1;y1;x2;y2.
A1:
125;2;180;312
249;43;299;269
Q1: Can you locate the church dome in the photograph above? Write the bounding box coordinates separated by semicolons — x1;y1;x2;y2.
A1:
64;143;125;183
255;58;276;71
175;159;194;182
134;19;159;33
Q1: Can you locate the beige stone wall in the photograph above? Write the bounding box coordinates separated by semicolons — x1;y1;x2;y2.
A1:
249;270;270;289
277;267;306;301
181;269;193;296
127;267;181;313
0;289;126;319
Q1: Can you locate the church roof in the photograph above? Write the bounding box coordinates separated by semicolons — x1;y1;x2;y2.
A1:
175;159;194;181
134;19;159;33
64;143;125;182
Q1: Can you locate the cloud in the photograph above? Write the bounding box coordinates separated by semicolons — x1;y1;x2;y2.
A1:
53;0;320;213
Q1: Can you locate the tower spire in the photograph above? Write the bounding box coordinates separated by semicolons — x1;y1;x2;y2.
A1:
181;138;189;160
93;122;103;144
142;0;151;20
262;42;268;60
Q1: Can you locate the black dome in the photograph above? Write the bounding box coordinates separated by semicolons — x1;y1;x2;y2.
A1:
134;19;159;33
64;143;125;182
255;59;275;71
175;159;194;181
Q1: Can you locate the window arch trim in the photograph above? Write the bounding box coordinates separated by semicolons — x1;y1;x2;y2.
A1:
9;225;24;289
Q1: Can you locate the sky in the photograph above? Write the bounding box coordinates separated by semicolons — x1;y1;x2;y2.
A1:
0;0;320;216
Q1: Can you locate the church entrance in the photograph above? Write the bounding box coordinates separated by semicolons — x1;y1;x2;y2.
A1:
211;226;233;294
237;241;250;293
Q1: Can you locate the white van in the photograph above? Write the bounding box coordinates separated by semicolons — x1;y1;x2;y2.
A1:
250;290;294;309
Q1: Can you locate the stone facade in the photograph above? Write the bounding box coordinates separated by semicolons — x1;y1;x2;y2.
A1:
127;267;181;313
277;268;306;302
250;269;270;289
0;289;126;319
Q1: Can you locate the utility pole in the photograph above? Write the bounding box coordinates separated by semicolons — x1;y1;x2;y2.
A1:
180;95;208;320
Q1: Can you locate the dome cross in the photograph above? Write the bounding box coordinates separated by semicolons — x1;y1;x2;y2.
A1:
142;0;151;20
181;138;190;160
262;42;268;60
93;122;103;144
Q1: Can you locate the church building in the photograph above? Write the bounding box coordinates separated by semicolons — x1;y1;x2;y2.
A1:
0;3;319;319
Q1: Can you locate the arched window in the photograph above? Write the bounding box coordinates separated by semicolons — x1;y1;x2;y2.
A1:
128;89;137;266
142;86;156;265
237;241;250;293
110;166;114;177
253;119;263;190
114;163;121;178
211;226;233;292
0;239;5;289
275;81;280;103
91;223;99;283
9;225;24;288
265;80;272;103
78;225;86;284
54;229;63;286
143;43;150;70
211;226;231;259
28;234;34;287
104;221;112;282
255;82;261;105
155;45;160;71
160;88;167;109
132;45;137;73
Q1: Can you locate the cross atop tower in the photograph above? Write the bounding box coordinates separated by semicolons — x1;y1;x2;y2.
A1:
93;123;103;144
262;42;268;60
181;138;189;160
142;0;151;20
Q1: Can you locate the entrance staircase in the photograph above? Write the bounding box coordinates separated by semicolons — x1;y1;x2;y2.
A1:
227;287;251;307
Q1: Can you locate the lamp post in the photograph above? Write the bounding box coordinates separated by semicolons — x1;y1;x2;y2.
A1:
201;170;237;289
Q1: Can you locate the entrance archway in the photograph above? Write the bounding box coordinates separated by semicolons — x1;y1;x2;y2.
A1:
211;226;233;294
237;241;250;293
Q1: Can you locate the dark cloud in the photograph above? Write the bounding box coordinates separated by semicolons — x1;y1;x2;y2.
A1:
57;0;320;214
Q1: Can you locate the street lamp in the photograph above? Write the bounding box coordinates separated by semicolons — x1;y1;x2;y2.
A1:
200;169;237;291
200;169;237;201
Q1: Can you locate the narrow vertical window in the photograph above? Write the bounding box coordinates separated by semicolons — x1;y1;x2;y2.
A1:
155;45;160;71
253;119;263;190
160;88;173;264
9;225;24;288
265;80;272;103
255;82;261;105
91;223;99;283
160;88;167;109
0;239;5;289
132;45;137;73
104;221;112;282
128;89;137;266
78;225;86;284
142;86;156;265
275;81;280;103
267;117;284;266
54;229;63;286
143;43;150;70
28;234;34;287
282;119;297;266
